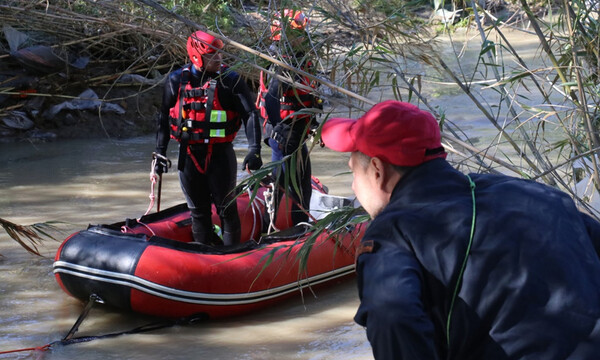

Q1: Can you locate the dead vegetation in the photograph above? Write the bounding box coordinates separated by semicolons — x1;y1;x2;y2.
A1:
0;1;194;140
0;0;432;141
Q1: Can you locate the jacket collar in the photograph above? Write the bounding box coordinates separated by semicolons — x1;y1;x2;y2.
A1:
390;158;460;202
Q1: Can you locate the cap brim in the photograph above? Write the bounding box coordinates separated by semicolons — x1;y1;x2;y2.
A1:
322;117;357;153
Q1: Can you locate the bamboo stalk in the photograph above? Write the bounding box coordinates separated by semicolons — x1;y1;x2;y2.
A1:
436;57;543;172
518;0;579;102
471;1;556;185
134;0;534;176
562;0;600;190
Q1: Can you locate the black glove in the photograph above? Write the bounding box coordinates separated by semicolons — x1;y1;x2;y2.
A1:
243;147;263;171
153;151;171;176
271;122;303;156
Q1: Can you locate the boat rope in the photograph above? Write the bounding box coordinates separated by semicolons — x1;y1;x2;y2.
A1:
144;159;158;216
0;344;52;356
276;182;319;224
263;183;279;234
0;293;101;355
122;154;167;235
145;152;171;216
63;294;103;341
144;153;163;216
121;219;157;237
0;293;205;355
261;173;322;236
136;220;157;236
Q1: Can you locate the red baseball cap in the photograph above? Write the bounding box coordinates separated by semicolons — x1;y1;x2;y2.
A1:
322;100;446;166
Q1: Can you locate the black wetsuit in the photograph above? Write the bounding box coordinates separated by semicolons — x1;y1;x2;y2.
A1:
156;64;261;245
263;57;317;225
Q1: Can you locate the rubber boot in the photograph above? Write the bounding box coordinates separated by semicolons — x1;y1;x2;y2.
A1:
222;228;241;246
190;208;212;244
192;231;208;245
193;230;224;247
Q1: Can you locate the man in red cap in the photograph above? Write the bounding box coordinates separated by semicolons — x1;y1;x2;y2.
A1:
154;30;263;246
322;100;600;359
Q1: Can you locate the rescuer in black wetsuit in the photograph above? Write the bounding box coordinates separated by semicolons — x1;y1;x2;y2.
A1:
154;30;262;246
259;9;320;227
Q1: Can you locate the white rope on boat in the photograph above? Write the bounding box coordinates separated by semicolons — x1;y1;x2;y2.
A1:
144;157;158;216
263;183;279;234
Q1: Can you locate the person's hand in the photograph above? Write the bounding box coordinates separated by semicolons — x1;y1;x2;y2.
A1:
271;122;302;155
153;152;171;176
243;148;262;171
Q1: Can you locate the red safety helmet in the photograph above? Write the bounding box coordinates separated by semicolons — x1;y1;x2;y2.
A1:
186;31;224;68
270;9;309;41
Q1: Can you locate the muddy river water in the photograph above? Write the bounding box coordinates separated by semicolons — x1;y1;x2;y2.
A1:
0;28;542;359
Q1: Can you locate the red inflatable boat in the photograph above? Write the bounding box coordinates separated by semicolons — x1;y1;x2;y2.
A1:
53;181;366;319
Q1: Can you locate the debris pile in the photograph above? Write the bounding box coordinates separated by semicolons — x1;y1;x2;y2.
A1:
0;1;187;141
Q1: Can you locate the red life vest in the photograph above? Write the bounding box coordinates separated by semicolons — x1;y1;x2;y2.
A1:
169;66;240;145
256;61;319;126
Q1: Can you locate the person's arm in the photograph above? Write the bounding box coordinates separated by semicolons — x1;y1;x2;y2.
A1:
156;70;180;156
226;72;262;170
152;70;181;176
354;233;439;360
264;68;288;126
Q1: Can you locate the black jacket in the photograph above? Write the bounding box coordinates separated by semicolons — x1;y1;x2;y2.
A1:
155;64;261;155
355;158;600;359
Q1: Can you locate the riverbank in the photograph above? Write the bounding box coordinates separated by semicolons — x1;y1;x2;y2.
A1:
1;1;527;143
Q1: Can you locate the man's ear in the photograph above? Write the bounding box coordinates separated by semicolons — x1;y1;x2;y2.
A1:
371;157;402;193
370;157;386;189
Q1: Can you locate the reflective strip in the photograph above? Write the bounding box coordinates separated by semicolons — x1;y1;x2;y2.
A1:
209;110;227;137
53;261;355;305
